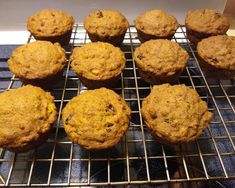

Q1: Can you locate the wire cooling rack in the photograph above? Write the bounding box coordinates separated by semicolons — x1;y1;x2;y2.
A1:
0;25;235;187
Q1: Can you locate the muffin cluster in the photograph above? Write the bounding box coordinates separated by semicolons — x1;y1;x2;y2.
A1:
4;7;230;152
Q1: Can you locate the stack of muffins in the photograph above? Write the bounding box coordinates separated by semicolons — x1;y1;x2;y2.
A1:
3;7;232;152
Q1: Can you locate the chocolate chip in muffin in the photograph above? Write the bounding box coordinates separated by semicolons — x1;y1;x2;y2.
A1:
139;25;144;30
211;57;219;64
137;53;143;60
65;113;73;124
40;21;45;27
96;10;103;18
164;118;173;123
106;122;114;127
106;104;115;112
19;124;25;130
214;12;221;19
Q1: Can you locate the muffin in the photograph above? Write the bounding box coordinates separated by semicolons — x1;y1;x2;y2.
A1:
133;39;189;84
134;9;179;42
185;9;230;44
84;9;129;46
70;42;126;88
8;41;67;88
197;35;235;79
141;84;213;144
62;88;131;150
0;85;57;152
27;9;74;46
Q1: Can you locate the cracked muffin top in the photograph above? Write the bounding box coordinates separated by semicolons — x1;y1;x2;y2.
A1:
62;88;131;150
8;41;66;80
84;9;129;37
70;42;126;80
134;9;179;37
141;84;213;144
133;39;189;76
185;9;230;34
0;85;57;152
27;9;74;37
197;35;235;70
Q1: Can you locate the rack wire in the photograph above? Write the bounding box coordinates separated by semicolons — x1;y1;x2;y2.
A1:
0;25;235;187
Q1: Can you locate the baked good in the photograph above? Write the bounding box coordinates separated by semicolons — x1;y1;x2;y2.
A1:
0;85;57;152
27;9;74;46
141;84;213;144
70;42;126;88
8;41;66;88
133;39;189;84
62;88;131;150
197;35;235;79
134;9;179;42
185;9;230;44
84;9;129;46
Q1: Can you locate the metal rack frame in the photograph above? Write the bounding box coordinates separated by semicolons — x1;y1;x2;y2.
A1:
0;25;235;187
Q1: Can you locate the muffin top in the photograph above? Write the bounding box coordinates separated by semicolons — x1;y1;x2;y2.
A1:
8;41;66;80
185;9;230;34
197;35;235;70
62;88;131;150
141;84;213;144
70;42;126;80
134;39;189;75
84;9;129;37
134;9;179;37
0;85;57;151
27;9;74;37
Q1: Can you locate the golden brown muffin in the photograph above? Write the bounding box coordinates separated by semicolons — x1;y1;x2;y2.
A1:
185;9;230;44
141;84;213;144
134;9;179;42
27;9;74;46
8;41;66;88
70;42;126;88
133;39;189;84
0;85;57;152
62;88;131;150
197;35;235;79
84;9;129;46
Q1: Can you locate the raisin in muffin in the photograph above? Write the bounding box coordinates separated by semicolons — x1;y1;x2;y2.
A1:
197;35;235;79
27;9;74;46
70;42;126;88
134;9;179;42
185;9;230;44
0;85;57;152
8;41;66;88
133;39;189;84
141;84;213;144
84;9;129;46
62;88;131;150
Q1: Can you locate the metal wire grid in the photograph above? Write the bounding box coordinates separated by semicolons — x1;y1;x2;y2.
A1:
0;25;235;187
